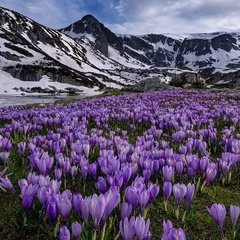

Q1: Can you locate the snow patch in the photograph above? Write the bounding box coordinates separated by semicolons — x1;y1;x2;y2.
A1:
0;70;101;97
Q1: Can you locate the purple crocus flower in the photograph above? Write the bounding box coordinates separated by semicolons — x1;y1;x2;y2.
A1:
122;165;132;186
0;151;10;164
97;176;108;193
102;189;120;223
175;161;184;181
125;186;140;209
38;175;51;187
162;166;175;182
88;162;98;181
148;182;160;203
19;182;39;211
73;193;91;224
62;159;71;177
2;138;12;152
58;196;72;222
199;156;209;176
22;195;35;212
185;183;195;211
135;215;151;240
48;180;62;194
162;220;186;240
73;193;83;217
18;142;26;156
139;190;150;213
206;163;217;184
89;193;105;229
121;202;133;220
230;205;240;228
71;222;82;240
37;186;50;206
162;219;173;233
163;181;172;202
46;200;58;224
143;169;152;182
0;175;15;192
70;166;78;180
162;228;186;240
207;203;226;237
58;225;70;240
80;196;91;224
173;183;187;219
79;160;89;182
27;172;39;185
83;143;90;158
187;167;195;181
173;183;187;206
107;172;123;188
163;181;172;211
54;168;63;181
119;216;136;240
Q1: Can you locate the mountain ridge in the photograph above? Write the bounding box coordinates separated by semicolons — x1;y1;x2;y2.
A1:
1;6;240;94
60;14;240;80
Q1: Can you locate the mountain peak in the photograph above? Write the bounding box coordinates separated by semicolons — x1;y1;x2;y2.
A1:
81;14;99;23
60;14;101;35
60;13;123;57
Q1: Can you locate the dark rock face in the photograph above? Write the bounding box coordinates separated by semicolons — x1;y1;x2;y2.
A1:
175;39;212;69
2;6;240;90
122;77;179;92
124;46;152;65
0;51;21;61
60;15;124;57
206;70;240;88
60;16;240;78
211;33;238;52
170;72;205;88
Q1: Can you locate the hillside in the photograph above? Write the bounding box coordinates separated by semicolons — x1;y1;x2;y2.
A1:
1;7;240;95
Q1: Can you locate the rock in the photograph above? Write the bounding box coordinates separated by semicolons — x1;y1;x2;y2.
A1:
122;76;179;92
170;72;205;88
182;83;192;89
0;51;21;61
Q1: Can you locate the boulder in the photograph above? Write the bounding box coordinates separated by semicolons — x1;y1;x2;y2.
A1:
122;77;179;92
170;72;205;88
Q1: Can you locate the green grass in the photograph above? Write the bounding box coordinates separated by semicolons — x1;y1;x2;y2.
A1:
1;90;240;239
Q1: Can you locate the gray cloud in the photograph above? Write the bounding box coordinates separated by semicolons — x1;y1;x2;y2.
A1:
1;0;240;34
108;0;240;34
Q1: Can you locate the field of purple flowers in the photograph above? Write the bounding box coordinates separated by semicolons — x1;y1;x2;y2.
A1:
1;89;240;239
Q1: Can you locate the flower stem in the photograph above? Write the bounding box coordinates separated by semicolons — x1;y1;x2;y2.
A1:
64;178;67;189
54;215;60;238
101;222;107;240
23;213;27;226
92;229;97;240
175;205;180;220
114;232;120;240
164;201;168;212
196;177;201;192
182;211;186;222
200;180;206;192
143;207;148;219
83;182;86;195
228;171;232;184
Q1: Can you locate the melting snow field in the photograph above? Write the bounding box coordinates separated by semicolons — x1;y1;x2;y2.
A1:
0;70;103;107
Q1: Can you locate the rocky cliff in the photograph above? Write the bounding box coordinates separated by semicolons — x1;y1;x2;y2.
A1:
1;6;240;92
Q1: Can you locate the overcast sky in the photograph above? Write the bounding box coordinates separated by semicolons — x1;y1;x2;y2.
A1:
1;0;240;35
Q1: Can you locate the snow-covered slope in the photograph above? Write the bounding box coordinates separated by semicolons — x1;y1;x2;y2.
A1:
0;7;138;95
61;15;240;83
1;6;240;95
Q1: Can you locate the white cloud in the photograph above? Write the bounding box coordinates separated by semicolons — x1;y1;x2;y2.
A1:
1;0;240;34
108;0;240;34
